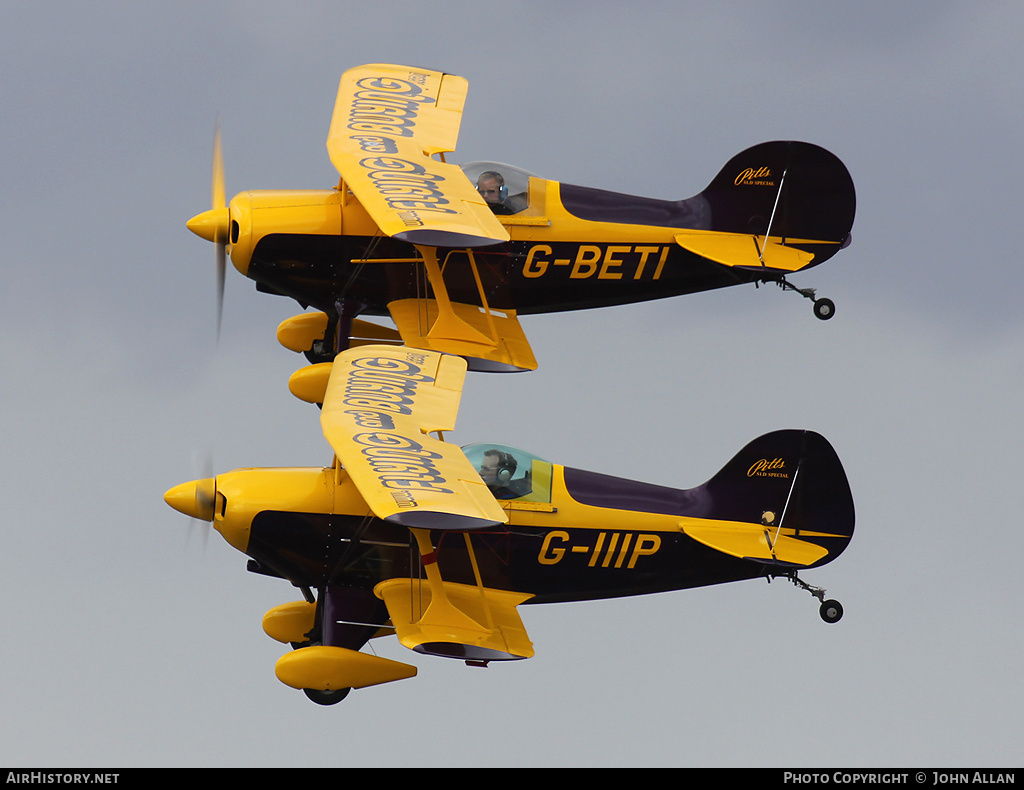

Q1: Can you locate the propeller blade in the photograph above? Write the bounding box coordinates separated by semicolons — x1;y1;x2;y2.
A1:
212;124;226;339
211;123;225;211
186;123;230;339
216;240;225;339
167;453;217;551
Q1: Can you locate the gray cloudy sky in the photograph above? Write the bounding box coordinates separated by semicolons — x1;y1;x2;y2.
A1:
1;0;1022;768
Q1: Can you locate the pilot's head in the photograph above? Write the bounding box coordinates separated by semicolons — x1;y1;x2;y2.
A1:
480;449;516;487
476;171;505;204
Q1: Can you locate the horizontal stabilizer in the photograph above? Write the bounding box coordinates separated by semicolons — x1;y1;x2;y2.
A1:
681;519;830;566
388;298;537;372
674;231;818;273
376;578;534;661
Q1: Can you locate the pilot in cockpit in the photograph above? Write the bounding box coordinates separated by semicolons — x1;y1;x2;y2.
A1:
476;170;514;215
478;448;521;498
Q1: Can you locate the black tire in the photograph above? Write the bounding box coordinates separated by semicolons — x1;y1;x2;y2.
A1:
813;298;835;320
819;599;844;623
303;687;351;706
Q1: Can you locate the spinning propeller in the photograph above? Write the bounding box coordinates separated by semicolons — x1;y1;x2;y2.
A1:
176;128;230;541
186;124;230;337
165;448;218;546
165;470;218;550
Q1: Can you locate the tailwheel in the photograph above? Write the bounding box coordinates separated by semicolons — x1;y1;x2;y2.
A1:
303;687;351;706
813;297;835;321
767;276;835;320
819;599;844;624
778;570;844;624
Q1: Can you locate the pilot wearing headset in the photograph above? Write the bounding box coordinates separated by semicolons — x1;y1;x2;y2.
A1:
478;448;520;498
476;171;514;215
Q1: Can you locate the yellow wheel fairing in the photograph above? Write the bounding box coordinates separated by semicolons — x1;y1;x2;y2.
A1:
275;645;416;691
262;600;317;644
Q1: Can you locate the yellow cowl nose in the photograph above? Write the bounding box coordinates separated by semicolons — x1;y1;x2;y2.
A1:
186;207;229;244
163;478;216;521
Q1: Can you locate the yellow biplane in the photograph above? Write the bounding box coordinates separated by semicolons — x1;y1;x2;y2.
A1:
187;63;855;372
166;346;854;705
168;65;856;704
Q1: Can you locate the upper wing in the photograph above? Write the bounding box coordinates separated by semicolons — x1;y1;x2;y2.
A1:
327;64;509;248
320;344;508;530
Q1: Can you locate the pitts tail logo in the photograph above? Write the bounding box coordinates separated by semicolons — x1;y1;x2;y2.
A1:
734;166;774;187
747;458;789;478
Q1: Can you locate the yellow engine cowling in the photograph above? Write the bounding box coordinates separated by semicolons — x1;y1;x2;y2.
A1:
223;189;344;276
165;467;337;553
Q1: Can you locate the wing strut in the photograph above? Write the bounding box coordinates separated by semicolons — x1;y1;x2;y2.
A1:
375;528;535;662
415;244;494;347
409;527;489;634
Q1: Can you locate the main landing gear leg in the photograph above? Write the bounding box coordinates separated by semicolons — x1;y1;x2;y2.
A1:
303;299;368;365
776;570;844;623
333;298;368;355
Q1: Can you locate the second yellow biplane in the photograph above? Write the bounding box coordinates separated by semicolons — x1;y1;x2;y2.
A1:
166;344;854;705
187;63;856;372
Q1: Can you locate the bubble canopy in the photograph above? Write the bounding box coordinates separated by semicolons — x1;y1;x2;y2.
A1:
461;162;539;215
461;443;553;502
